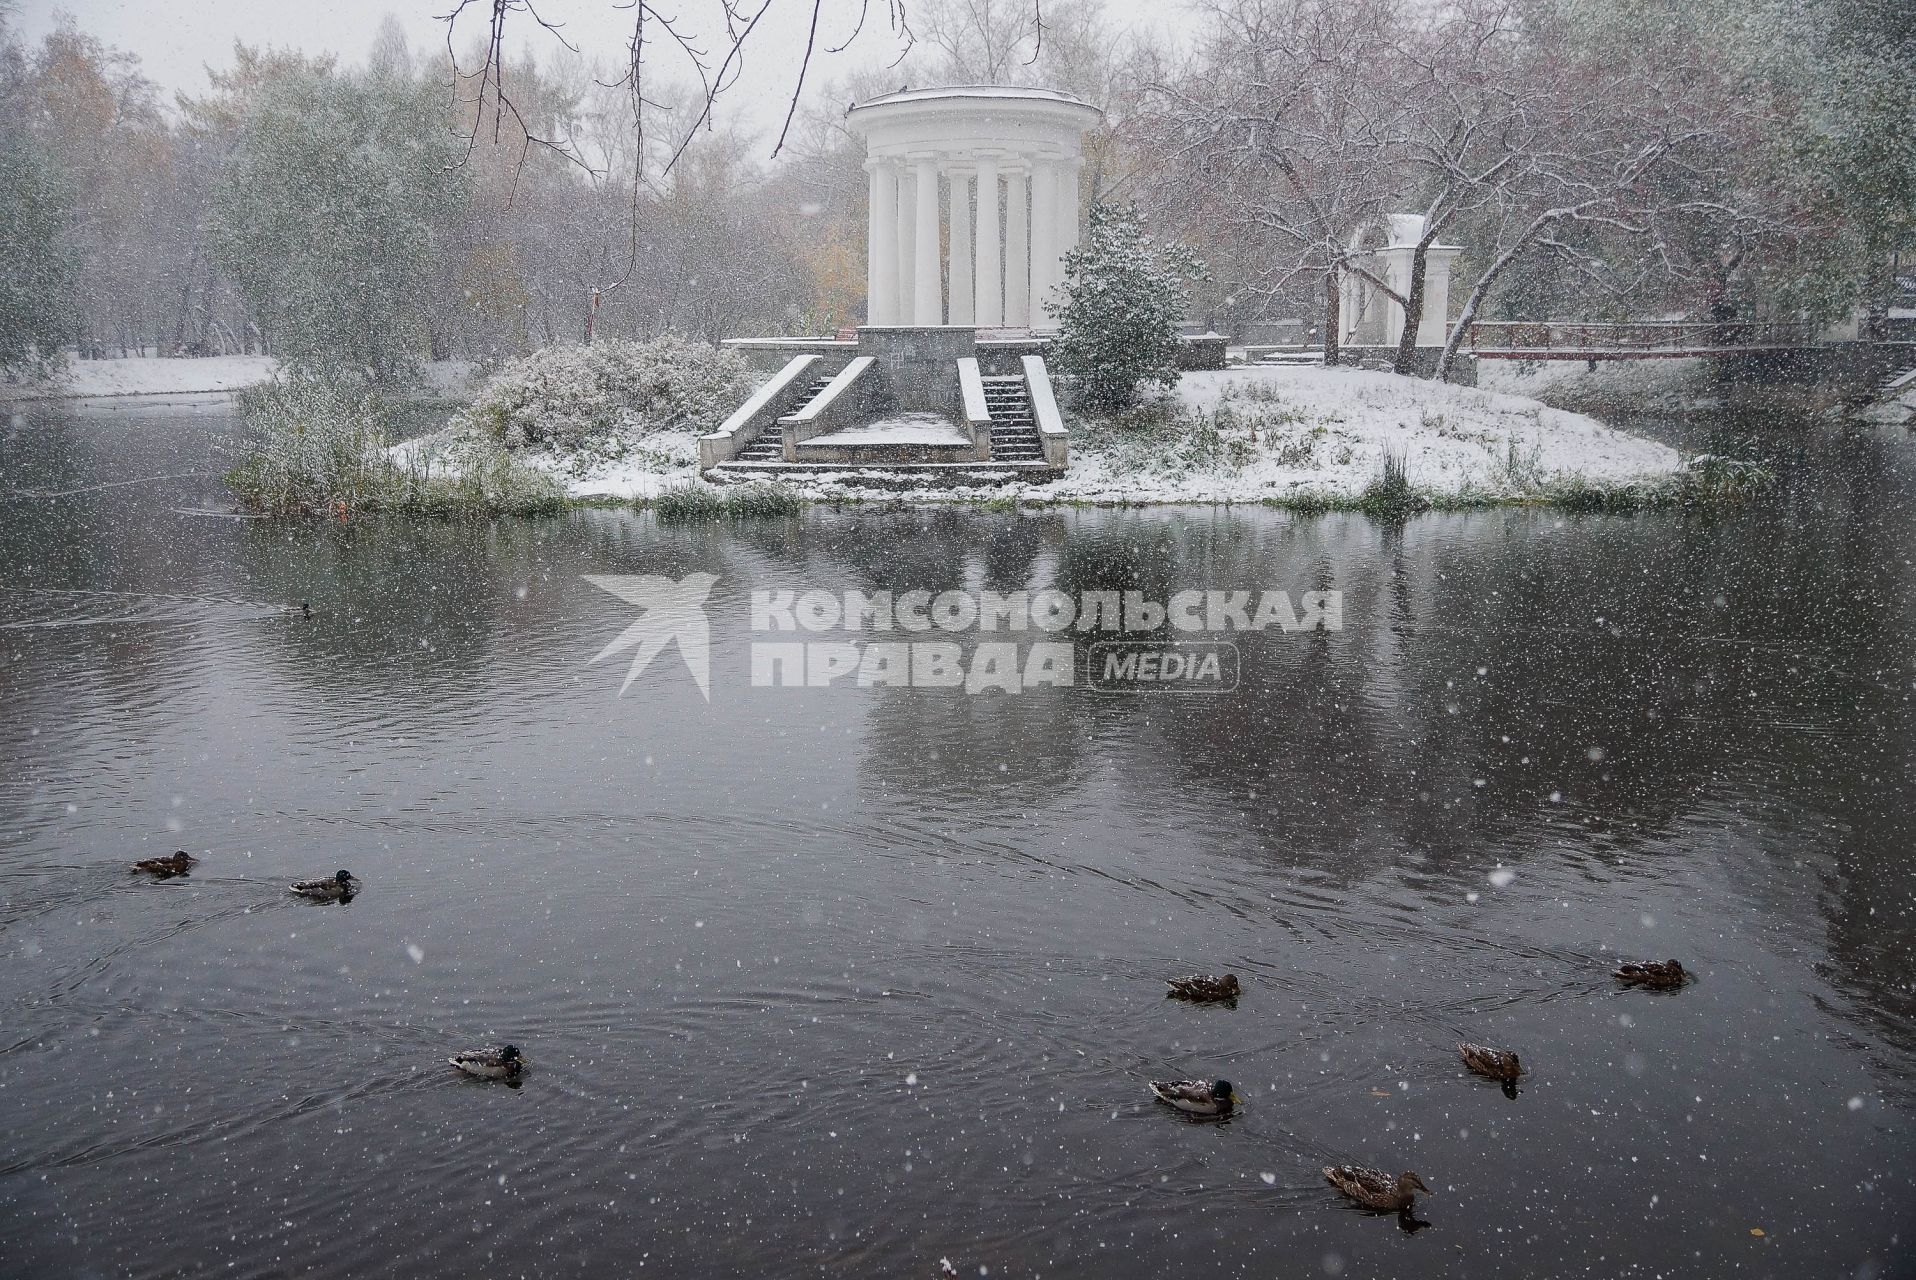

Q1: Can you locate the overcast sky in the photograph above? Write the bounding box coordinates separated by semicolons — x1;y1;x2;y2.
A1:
14;1;1162;141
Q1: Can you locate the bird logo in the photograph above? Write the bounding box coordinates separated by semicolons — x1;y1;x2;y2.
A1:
583;573;718;700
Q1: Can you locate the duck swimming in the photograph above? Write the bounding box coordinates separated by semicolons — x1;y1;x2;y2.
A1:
1323;1165;1433;1213
291;870;358;900
1148;1078;1240;1117
450;1044;524;1080
1166;973;1241;1003
1458;1042;1526;1096
1614;959;1687;989
131;851;197;877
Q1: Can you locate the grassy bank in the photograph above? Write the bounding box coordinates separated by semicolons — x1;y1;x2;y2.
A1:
643;481;805;523
226;377;564;518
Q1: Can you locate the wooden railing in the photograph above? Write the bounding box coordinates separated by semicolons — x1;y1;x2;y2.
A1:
1466;320;1816;353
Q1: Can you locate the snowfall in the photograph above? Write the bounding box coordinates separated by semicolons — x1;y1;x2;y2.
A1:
536;364;1686;505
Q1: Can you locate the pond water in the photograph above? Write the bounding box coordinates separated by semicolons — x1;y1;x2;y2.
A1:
2;399;1913;1278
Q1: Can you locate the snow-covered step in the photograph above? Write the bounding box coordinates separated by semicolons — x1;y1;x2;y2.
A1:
978;375;1044;462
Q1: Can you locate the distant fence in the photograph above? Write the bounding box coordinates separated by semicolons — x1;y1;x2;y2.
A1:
1465;320;1818;358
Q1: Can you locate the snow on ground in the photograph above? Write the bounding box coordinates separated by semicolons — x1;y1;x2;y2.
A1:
500;364;1683;505
6;356;479;401
1477;355;1717;410
1060;365;1685;502
806;413;971;446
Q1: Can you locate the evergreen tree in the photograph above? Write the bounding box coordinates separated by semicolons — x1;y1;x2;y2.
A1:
1045;202;1202;411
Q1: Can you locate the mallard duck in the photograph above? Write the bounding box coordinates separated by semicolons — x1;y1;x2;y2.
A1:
450;1044;524;1080
1614;959;1687;989
1458;1042;1526;1096
291;869;359;900
1323;1165;1432;1212
1166;973;1241;1003
1149;1078;1241;1116
131;851;197;877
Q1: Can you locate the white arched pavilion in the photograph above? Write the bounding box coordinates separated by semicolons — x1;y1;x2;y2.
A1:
846;86;1103;330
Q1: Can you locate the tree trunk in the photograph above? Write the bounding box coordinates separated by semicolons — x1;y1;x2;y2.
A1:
1434;213;1557;382
1392;240;1431;376
1322;272;1340;367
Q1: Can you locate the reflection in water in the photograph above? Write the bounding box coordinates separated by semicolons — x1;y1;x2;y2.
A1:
1;402;1913;1278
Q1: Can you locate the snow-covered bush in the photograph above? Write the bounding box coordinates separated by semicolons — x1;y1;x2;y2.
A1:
463;336;752;453
1046;202;1203;411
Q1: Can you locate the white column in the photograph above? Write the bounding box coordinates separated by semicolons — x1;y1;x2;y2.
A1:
896;170;915;322
974;157;1001;328
1056;161;1082;268
1420;247;1458;346
1029;159;1056;327
1005;168;1029;327
867;160;897;326
948;170;974;327
913;157;941;325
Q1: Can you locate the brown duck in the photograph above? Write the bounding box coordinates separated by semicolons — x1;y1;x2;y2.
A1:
1458;1042;1526;1096
1166;973;1240;1003
1324;1165;1433;1213
1615;959;1687;989
131;851;197;877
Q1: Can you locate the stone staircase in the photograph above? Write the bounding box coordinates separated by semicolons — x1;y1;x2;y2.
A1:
981;375;1045;463
735;372;834;462
707;359;1064;484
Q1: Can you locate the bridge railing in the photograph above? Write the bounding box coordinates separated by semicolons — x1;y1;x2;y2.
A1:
1465;320;1816;352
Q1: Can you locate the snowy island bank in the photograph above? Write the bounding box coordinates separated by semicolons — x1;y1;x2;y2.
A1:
476;364;1688;508
4;355;280;400
4;356;478;403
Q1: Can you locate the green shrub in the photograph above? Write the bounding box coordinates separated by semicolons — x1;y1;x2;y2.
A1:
1046;202;1204;411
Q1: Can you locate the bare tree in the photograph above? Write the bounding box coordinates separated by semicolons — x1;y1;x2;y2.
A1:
1148;0;1410;365
1426;4;1798;379
1145;0;1802;377
436;0;936;298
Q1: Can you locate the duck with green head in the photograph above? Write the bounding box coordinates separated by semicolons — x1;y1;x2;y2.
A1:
1149;1078;1241;1117
291;870;358;900
450;1044;525;1080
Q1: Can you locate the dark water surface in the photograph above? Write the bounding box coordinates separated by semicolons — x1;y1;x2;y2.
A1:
2;400;1913;1279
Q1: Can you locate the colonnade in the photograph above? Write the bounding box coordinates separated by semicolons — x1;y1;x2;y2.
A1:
865;154;1083;329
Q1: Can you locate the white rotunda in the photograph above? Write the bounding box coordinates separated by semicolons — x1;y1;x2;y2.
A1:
847;86;1103;330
